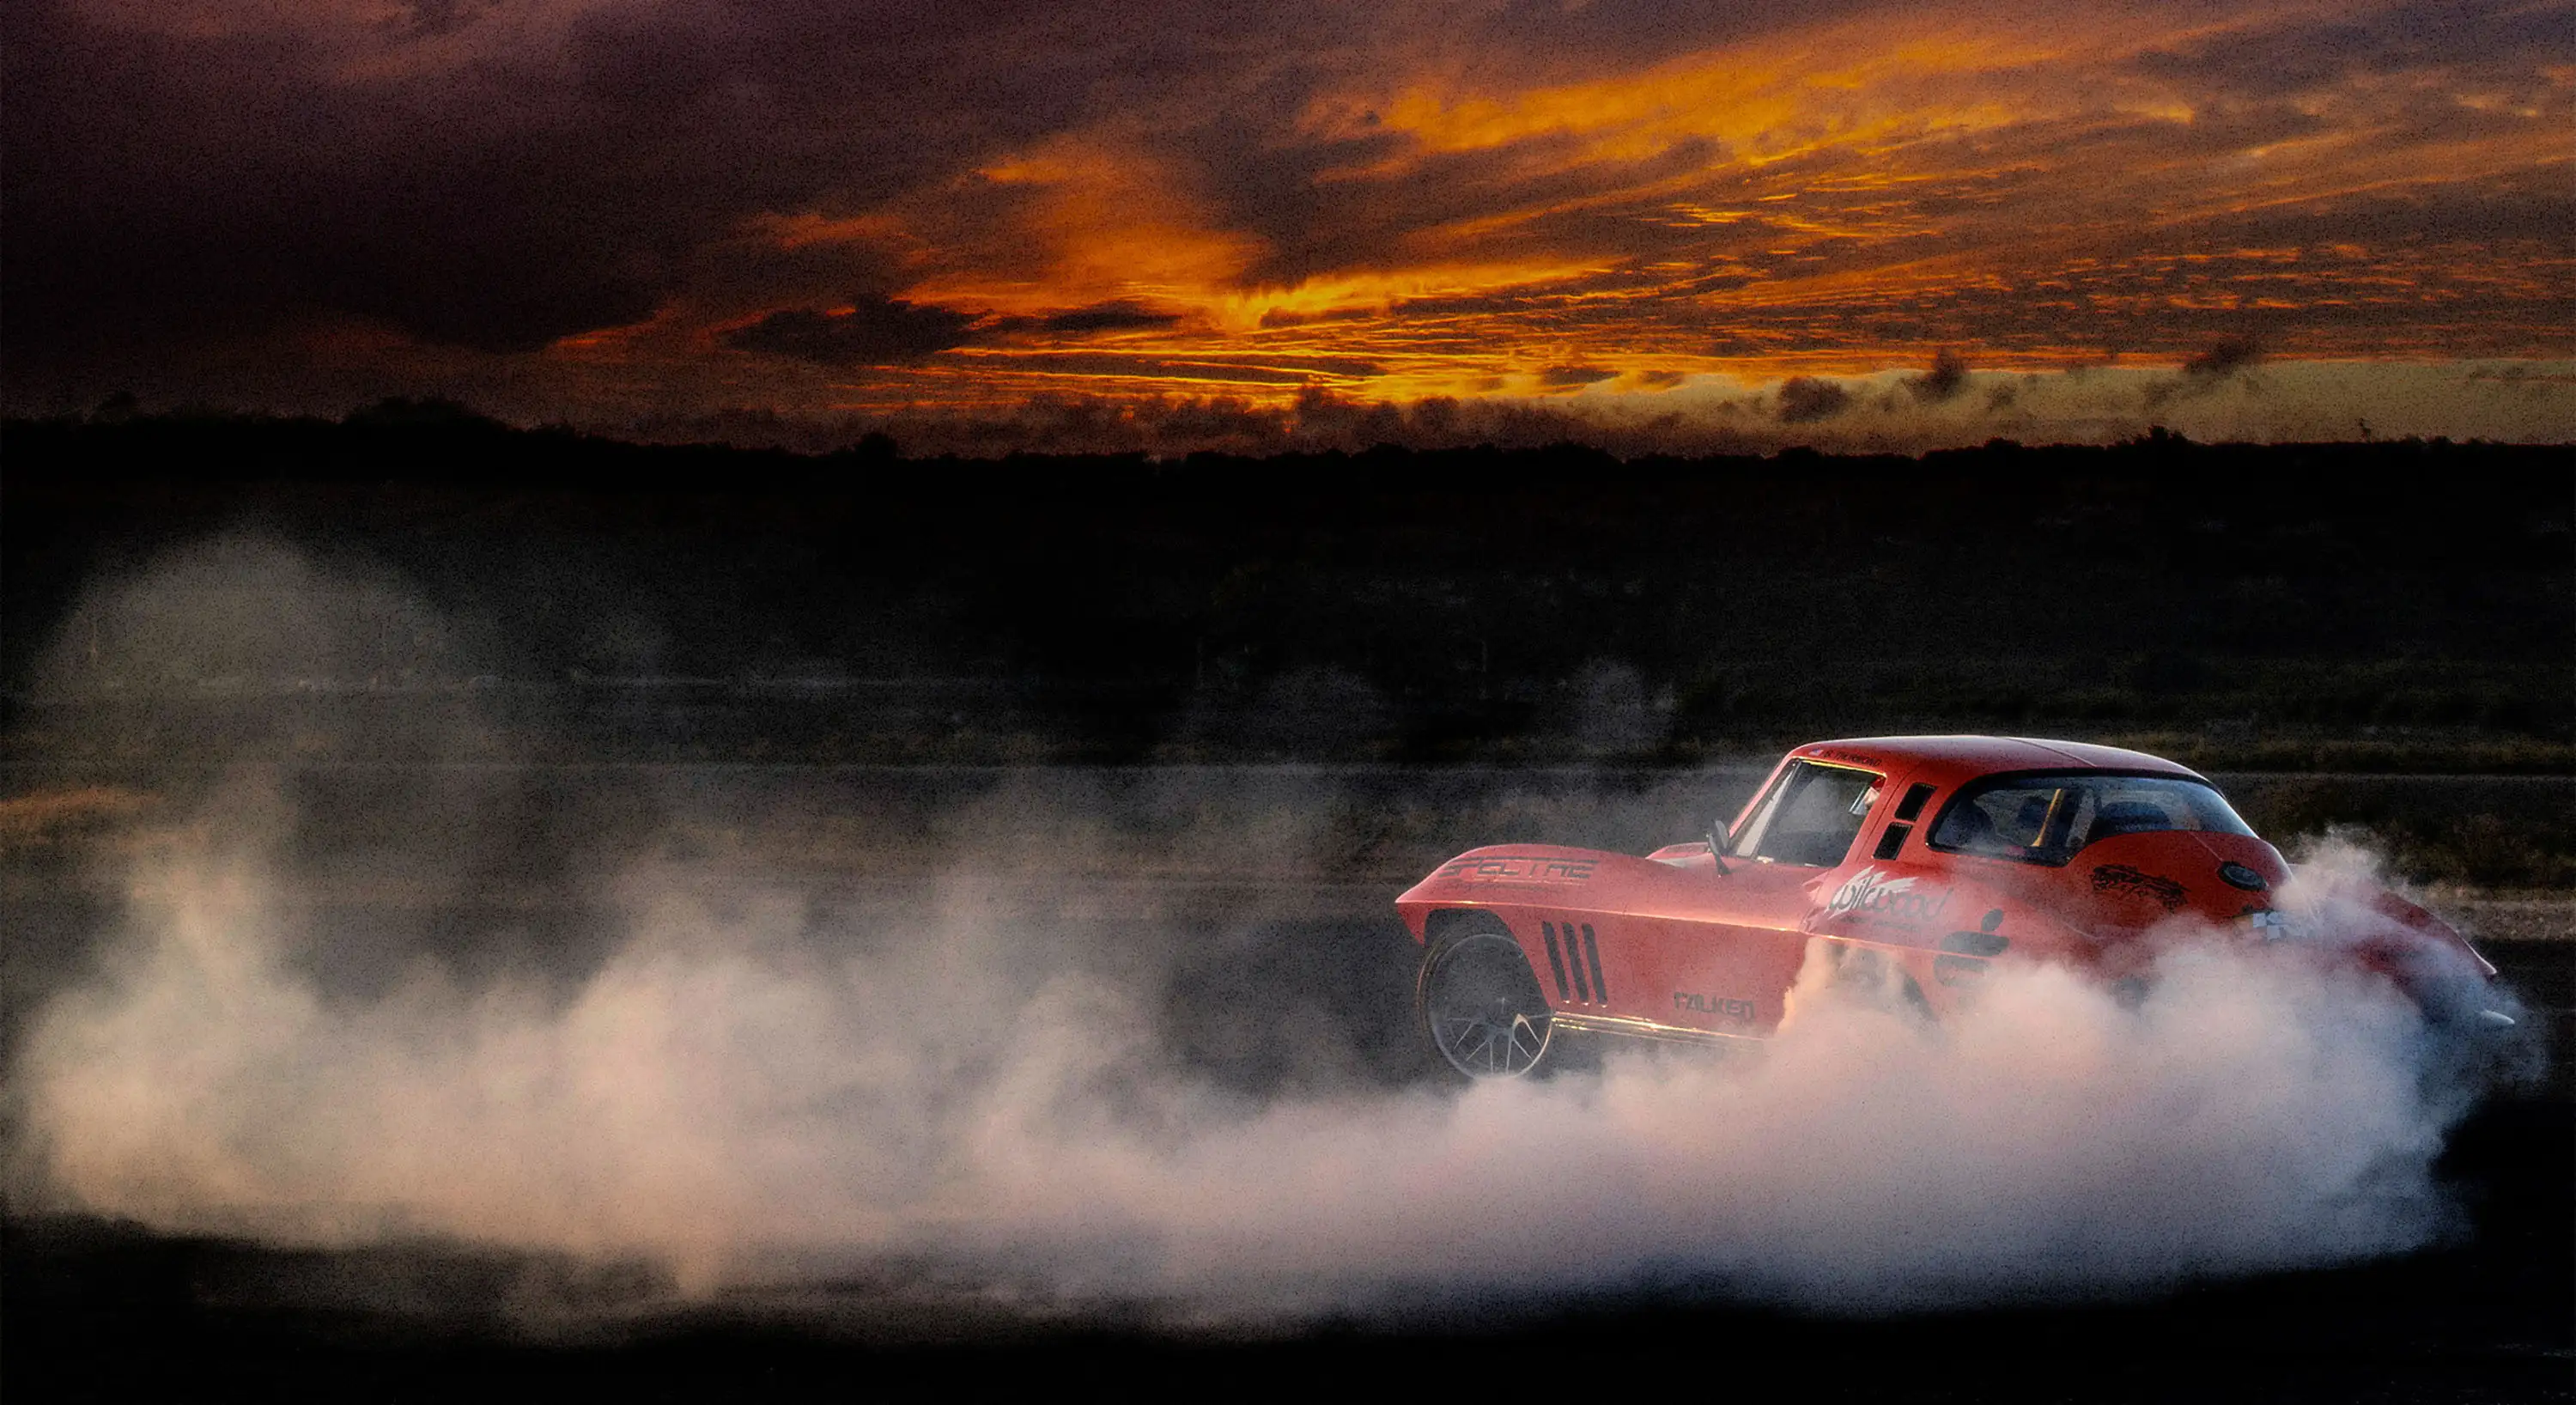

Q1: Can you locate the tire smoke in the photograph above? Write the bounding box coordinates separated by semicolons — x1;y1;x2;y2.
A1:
9;777;2487;1321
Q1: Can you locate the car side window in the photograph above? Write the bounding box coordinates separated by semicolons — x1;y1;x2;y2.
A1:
1926;772;2257;866
1732;761;1882;867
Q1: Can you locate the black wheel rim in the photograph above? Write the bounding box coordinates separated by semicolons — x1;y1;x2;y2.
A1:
1426;933;1552;1078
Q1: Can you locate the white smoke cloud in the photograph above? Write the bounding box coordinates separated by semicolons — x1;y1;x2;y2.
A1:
9;781;2476;1322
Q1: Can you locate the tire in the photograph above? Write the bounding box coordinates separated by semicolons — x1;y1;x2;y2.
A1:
1417;926;1554;1080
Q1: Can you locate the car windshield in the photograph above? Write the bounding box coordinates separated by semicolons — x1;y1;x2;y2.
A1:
1925;772;2254;866
1732;760;1882;867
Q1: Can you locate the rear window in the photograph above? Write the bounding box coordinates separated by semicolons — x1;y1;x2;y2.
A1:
1732;760;1883;867
1925;772;2253;867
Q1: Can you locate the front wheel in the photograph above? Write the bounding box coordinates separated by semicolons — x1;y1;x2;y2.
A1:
1417;928;1553;1079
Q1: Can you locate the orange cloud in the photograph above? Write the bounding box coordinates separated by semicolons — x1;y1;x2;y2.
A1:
14;0;2571;444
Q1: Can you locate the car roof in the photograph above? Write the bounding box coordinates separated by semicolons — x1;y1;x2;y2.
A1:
1786;735;2208;791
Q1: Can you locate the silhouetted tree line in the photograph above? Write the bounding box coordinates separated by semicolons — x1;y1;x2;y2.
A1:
4;406;2568;765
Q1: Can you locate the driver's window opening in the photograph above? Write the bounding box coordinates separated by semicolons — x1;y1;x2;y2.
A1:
1732;761;1883;867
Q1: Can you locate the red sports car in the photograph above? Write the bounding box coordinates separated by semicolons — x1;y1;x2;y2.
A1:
1397;735;2510;1078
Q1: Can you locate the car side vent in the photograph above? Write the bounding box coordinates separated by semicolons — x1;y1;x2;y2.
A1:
1540;921;1573;1001
1580;921;1609;1003
1874;782;1939;859
1539;920;1609;1005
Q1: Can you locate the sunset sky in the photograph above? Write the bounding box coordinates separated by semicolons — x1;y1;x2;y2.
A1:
8;0;2571;451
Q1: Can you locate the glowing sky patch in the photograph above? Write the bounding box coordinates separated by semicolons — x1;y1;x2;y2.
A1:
5;0;2568;447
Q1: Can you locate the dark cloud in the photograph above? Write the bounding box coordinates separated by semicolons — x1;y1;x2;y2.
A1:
1032;301;1186;334
2185;183;2576;258
1538;366;1619;387
1905;349;1971;404
1434;0;1899;82
5;2;725;368
0;0;1344;381
1218;125;1726;288
1777;376;1850;423
2181;339;2265;378
2144;338;2265;411
993;351;1383;384
398;0;504;41
970;301;1192;343
2132;0;2576;98
1257;305;1376;329
725;297;981;365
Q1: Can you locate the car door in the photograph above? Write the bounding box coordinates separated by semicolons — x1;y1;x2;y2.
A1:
1654;758;1886;1033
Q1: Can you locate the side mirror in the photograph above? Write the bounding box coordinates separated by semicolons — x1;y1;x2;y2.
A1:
1706;820;1732;875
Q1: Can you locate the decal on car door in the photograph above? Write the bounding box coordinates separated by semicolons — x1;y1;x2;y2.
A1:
1820;866;1955;931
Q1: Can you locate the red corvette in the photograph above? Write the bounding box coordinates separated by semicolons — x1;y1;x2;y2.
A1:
1398;736;2510;1078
